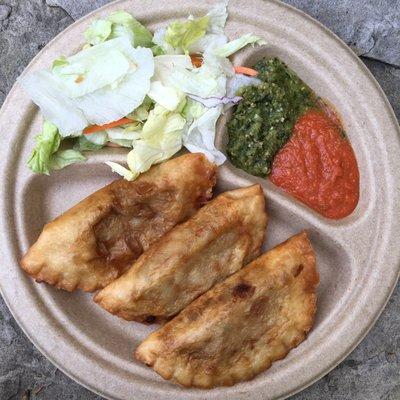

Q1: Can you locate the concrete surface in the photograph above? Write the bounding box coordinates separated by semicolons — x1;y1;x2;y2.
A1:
0;1;399;399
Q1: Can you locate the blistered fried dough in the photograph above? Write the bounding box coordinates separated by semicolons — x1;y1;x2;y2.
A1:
94;184;267;322
20;154;217;292
135;232;318;388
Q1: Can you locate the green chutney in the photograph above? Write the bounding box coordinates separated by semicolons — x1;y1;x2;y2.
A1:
227;58;318;176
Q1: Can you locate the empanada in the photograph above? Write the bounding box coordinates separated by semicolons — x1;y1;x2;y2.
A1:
135;232;318;388
20;153;217;292
94;184;267;322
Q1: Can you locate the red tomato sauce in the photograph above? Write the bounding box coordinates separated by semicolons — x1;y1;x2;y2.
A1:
270;109;359;219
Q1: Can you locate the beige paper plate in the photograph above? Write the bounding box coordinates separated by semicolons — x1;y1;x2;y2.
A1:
1;0;400;399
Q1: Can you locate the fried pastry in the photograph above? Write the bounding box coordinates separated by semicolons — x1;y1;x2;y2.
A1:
135;232;318;388
94;184;267;322
20;153;217;292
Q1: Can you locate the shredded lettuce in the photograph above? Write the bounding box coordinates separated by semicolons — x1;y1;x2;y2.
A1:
128;96;154;121
182;98;207;123
52;45;130;98
107;104;185;179
165;15;210;53
152;27;182;55
105;161;136;181
151;45;165;56
207;0;229;34
120;121;143;132
49;149;86;170
188;33;227;54
84;131;108;146
153;55;193;82
183;105;226;165
19;37;154;135
187;0;228;53
155;1;228;55
21;1;268;178
72;42;154;126
126;130;182;175
108;11;153;47
52;56;69;69
214;34;266;57
27;121;61;174
19;70;88;136
84;10;153;48
148;81;185;111
106;127;138;147
28;122;86;173
167;52;227;98
84;19;112;45
74;135;104;151
140;104;185;140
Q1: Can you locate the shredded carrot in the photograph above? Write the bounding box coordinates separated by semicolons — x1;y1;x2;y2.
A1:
190;54;203;68
83;117;134;135
234;66;259;77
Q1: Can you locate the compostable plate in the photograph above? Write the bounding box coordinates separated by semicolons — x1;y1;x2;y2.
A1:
1;0;400;399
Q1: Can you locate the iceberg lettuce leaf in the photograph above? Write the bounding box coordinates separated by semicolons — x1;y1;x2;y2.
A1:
107;104;185;179
20;38;154;134
147;81;185;111
84;19;112;45
19;70;88;136
213;33;266;57
49;149;86;170
53;46;130;98
27;121;61;174
183;105;226;165
107;10;153;47
167;52;227;97
105;161;137;181
74;135;104;151
207;0;228;34
84;11;153;48
72;41;154;126
165;15;210;53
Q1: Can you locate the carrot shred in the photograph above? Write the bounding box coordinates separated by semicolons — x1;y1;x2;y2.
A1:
190;54;203;68
234;66;259;77
83;117;134;135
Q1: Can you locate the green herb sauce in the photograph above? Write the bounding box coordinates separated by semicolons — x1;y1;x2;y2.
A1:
227;58;318;176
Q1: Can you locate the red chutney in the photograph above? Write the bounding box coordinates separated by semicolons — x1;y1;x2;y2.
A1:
270;109;359;219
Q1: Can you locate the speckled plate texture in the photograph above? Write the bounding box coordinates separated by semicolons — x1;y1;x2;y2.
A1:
0;0;400;399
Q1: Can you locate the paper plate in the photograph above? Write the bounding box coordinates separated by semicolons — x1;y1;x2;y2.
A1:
1;0;400;399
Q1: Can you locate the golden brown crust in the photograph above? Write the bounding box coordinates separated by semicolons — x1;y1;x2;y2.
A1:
94;184;267;322
20;154;217;292
135;232;319;388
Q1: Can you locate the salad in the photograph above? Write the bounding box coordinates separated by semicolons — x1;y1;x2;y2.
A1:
19;0;265;180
